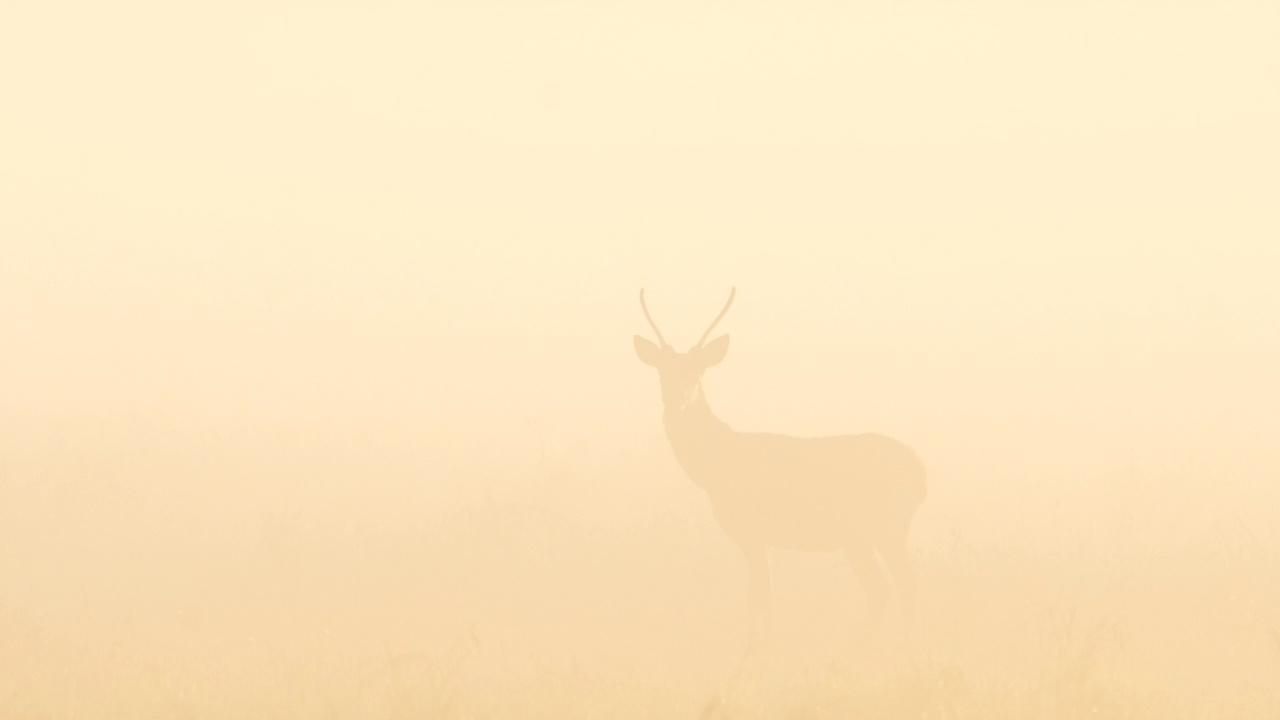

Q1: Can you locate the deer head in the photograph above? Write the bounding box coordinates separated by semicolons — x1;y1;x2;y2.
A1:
634;288;736;413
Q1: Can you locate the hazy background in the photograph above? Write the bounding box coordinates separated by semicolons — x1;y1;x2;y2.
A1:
2;2;1279;717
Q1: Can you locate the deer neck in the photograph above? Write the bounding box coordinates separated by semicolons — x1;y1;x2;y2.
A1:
662;385;733;489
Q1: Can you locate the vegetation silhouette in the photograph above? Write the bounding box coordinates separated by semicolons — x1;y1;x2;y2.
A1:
634;288;927;654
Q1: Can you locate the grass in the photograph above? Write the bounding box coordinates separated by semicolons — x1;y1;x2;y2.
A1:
1;417;1278;718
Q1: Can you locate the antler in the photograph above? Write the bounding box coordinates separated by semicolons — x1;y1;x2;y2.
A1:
639;288;669;348
696;287;736;348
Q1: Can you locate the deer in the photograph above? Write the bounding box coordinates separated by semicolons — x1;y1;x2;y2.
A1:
633;288;927;654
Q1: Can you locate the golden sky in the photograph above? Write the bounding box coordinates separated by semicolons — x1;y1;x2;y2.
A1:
3;0;1278;513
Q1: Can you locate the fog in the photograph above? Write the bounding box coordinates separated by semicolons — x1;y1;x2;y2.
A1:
2;2;1279;717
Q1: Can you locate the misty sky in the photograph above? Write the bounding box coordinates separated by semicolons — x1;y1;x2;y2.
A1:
3;2;1278;494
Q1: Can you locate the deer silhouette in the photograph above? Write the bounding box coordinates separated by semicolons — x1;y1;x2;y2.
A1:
634;288;926;653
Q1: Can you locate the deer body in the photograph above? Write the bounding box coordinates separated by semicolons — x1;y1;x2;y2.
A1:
665;402;925;552
635;288;926;652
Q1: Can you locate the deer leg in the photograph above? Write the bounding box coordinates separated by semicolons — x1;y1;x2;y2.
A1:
741;544;774;655
879;537;917;637
845;545;888;643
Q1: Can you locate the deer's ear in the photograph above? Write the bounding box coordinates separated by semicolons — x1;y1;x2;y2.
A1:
700;334;730;366
634;336;663;366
